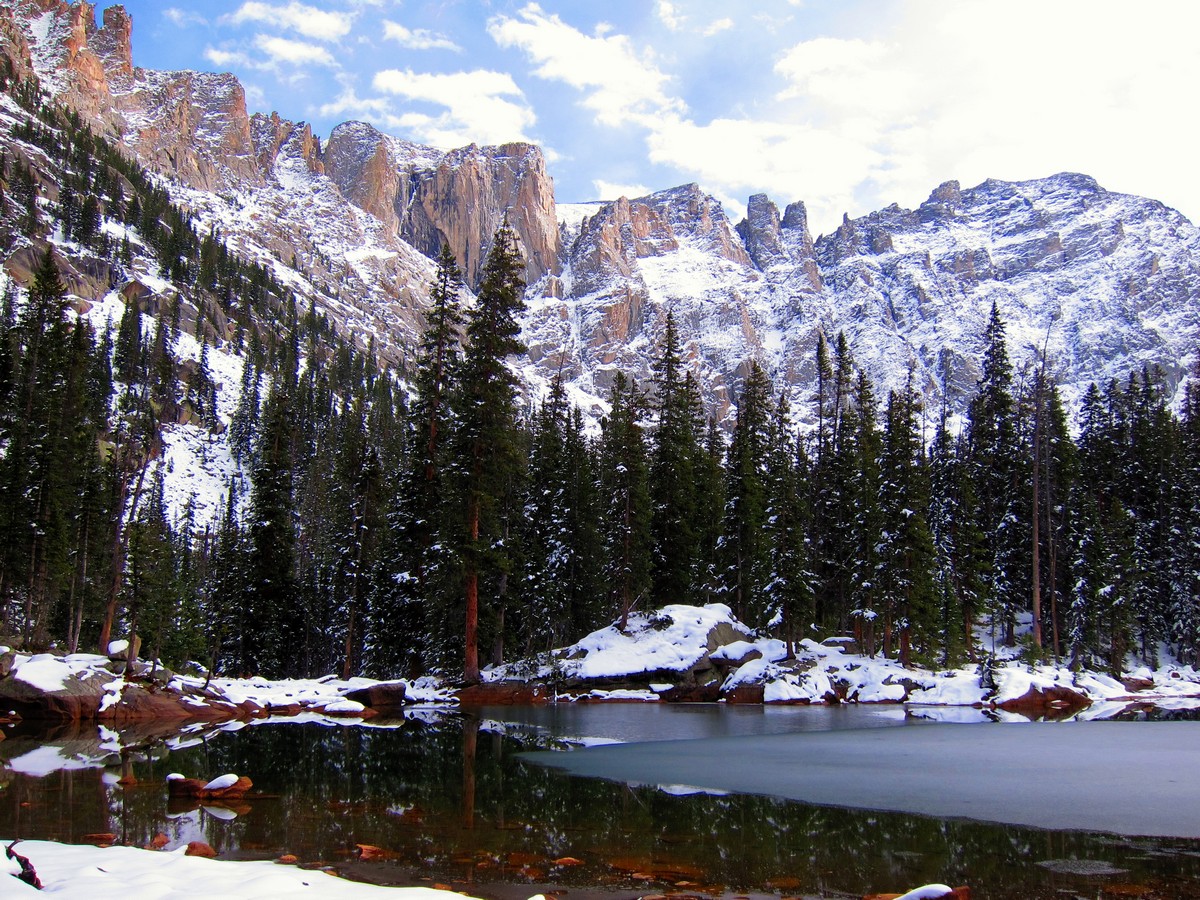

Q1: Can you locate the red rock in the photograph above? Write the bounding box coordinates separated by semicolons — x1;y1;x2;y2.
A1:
660;683;721;702
457;682;551;704
355;844;397;861
277;854;299;864
148;833;169;850
995;684;1090;714
1121;677;1155;693
82;833;117;845
167;775;253;800
722;684;765;703
185;841;217;858
342;681;409;711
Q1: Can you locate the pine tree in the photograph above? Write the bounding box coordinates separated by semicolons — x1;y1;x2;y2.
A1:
452;222;526;682
720;361;773;624
764;393;814;653
966;302;1026;647
877;380;935;665
649;312;704;606
240;375;298;676
598;371;653;631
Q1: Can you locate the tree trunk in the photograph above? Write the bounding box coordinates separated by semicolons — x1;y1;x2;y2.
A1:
1031;375;1044;650
464;496;480;684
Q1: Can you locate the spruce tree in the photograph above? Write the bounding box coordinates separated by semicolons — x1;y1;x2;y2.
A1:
720;361;773;624
966;302;1026;646
764;393;814;653
649;312;703;606
598;372;653;631
452;223;526;683
878;381;935;665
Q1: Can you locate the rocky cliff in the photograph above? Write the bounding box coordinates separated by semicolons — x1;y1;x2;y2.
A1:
323;120;559;290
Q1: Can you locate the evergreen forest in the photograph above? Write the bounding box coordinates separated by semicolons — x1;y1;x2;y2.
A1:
2;62;1200;684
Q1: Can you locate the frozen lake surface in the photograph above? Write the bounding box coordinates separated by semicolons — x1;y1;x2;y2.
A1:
526;719;1200;837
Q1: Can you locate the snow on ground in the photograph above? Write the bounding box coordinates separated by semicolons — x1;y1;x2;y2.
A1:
0;840;490;900
7;602;1200;731
488;603;746;682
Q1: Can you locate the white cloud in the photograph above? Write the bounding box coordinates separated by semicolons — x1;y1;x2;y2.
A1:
704;18;734;37
255;34;339;68
317;85;393;120
748;0;1200;233
164;7;207;27
657;1;684;31
204;47;252;69
227;2;352;42
593;180;651;201
372;68;536;147
644;116;881;235
382;21;461;52
488;4;683;128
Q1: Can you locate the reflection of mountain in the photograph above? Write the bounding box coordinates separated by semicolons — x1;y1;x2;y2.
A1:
5;0;1199;426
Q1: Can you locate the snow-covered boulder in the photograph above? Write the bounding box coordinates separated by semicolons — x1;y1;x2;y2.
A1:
557;604;752;685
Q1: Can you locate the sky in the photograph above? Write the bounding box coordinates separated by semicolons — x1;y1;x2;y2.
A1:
112;0;1200;237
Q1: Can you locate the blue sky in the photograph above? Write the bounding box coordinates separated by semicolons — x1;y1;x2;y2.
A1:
115;1;1200;236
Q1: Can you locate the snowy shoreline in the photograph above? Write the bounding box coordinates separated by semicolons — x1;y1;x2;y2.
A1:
5;603;1200;728
1;839;487;899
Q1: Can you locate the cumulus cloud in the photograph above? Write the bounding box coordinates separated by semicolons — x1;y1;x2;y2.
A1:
382;21;461;52
226;1;352;42
372;68;535;147
488;4;683;127
255;34;339;68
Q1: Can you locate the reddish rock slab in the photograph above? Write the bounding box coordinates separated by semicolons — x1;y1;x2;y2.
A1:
457;682;551;705
168;775;253;801
660;683;721;702
722;684;765;704
342;681;409;711
185;841;217;858
995;684;1091;714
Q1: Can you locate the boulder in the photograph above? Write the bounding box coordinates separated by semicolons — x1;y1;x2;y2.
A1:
0;662;106;720
457;682;552;705
185;842;217;858
341;680;408;711
995;684;1091;715
167;773;253;800
660;683;721;702
723;684;766;704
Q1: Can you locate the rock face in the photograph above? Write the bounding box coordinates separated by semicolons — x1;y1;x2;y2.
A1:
324;121;559;289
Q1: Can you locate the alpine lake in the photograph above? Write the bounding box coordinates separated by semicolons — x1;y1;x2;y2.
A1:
3;703;1200;900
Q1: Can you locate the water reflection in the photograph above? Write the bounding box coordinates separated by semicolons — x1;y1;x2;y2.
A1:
0;706;1199;898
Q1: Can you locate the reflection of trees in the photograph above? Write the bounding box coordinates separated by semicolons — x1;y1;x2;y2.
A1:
3;718;1200;898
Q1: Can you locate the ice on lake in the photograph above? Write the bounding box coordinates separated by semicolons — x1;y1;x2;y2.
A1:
525;720;1200;837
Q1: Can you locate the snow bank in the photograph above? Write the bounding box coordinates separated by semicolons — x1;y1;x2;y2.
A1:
550;603;744;680
1;839;487;899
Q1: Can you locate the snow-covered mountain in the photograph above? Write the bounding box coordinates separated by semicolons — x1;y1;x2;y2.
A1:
6;0;1200;423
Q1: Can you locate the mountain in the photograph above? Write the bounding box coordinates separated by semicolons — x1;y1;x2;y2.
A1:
4;0;1200;424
